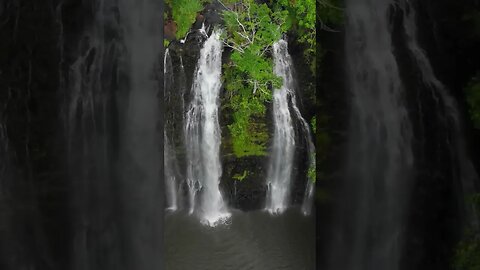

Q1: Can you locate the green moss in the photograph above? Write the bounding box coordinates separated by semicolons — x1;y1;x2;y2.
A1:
233;170;249;181
310;116;317;133
307;159;317;183
307;116;317;182
230;121;269;157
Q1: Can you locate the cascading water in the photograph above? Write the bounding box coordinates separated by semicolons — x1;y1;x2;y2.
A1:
400;0;479;227
296;104;316;215
301;177;315;216
179;56;187;115
63;1;123;268
63;0;163;269
0;117;11;207
266;39;315;215
164;134;179;211
289;77;316;216
184;29;230;226
117;1;163;268
328;1;414;269
265;40;296;215
0;112;15;268
164;49;179;211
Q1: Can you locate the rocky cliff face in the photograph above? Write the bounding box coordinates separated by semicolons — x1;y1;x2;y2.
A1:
165;5;316;211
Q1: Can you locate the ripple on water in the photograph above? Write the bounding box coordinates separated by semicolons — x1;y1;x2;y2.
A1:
165;208;315;270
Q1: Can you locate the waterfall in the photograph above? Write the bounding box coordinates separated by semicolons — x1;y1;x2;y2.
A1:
179;56;187;115
63;0;163;269
292;91;316;216
301;174;315;216
117;0;163;268
328;1;414;269
266;39;315;215
185;29;230;226
0;111;14;268
164;49;178;211
401;0;479;227
164;134;179;211
63;1;123;269
265;40;296;214
0;118;11;207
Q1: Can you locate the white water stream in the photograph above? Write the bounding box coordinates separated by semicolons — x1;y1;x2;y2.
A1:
185;30;230;226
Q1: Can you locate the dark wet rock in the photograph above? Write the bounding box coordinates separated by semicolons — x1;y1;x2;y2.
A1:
165;3;316;212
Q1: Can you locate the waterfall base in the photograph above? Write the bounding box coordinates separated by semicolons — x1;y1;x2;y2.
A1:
166;208;314;269
199;212;232;227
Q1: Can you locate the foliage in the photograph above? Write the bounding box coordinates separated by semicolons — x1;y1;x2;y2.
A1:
466;75;480;129
310;116;317;133
318;0;344;28
273;0;317;71
307;152;316;182
453;194;480;270
222;0;291;54
233;170;249;181
165;0;210;39
317;0;344;68
220;0;340;157
230;119;269;157
307;116;317;182
164;0;321;159
220;0;290;157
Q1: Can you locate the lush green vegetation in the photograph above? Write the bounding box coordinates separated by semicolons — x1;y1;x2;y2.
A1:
318;0;344;28
165;0;210;39
308;117;317;182
164;0;340;163
220;0;290;156
466;75;480;129
453;194;480;270
233;170;249;181
272;0;316;71
219;0;328;157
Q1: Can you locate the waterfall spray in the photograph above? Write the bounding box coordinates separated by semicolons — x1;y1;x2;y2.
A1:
401;0;479;228
117;0;163;268
265;40;296;215
165;49;179;211
185;29;230;226
266;39;315;215
328;1;414;269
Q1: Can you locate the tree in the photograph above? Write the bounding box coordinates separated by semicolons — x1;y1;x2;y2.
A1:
165;0;210;39
219;0;290;157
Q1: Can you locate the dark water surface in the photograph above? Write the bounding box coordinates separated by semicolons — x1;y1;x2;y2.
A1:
165;208;315;270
